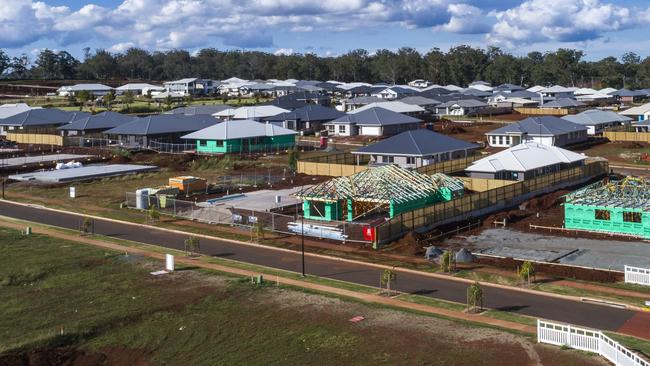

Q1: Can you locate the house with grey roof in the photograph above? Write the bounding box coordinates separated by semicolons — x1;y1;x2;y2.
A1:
264;104;344;132
103;114;218;147
324;107;422;137
352;129;479;168
0;109;89;138
562;109;632;135
164;78;214;96
57;84;113;97
182;120;296;154
465;142;586;181
167;105;232;116
485;116;588;147
58;111;138;136
434;99;488;116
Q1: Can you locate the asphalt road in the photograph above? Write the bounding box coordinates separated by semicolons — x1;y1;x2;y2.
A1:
0;200;639;333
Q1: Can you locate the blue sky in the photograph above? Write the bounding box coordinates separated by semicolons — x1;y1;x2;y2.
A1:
2;0;650;61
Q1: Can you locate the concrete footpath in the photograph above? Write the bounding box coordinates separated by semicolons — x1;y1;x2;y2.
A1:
0;218;536;335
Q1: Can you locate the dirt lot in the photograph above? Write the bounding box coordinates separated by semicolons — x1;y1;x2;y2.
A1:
0;227;606;366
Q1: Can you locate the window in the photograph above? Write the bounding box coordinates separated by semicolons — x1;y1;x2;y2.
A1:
595;209;611;221
338;125;346;133
623;211;642;223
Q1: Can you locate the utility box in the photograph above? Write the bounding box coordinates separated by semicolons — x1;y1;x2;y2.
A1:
169;176;207;195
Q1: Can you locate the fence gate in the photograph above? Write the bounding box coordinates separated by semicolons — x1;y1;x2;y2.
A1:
625;265;650;286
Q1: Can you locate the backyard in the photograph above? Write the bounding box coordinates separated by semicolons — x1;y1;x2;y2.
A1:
0;227;606;366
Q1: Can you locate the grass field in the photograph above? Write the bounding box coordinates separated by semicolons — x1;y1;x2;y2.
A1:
0;228;607;366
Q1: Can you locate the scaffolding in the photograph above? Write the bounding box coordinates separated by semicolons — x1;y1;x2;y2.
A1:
296;165;464;222
564;177;650;238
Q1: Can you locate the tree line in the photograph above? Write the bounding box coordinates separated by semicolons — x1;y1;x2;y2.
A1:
1;46;649;89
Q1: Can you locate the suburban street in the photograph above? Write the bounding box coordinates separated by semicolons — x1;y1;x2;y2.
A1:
0;199;645;336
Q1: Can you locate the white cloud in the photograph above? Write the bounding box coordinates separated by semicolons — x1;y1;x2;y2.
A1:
487;0;647;47
274;48;295;56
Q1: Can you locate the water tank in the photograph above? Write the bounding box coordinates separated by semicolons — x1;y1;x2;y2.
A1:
135;189;149;210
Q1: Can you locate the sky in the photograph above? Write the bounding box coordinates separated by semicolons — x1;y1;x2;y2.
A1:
2;0;650;61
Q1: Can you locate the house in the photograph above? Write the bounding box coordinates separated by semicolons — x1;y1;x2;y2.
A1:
58;111;137;136
350;101;426;116
539;98;585;110
103;114;218;147
324;107;422;137
372;86;417;100
352;129;479;168
116;83;165;96
539;85;575;101
339;96;384;112
214;105;290;121
612;89;647;104
619;103;650;122
167;105;232;116
0;109;89;138
485;116;588;147
264;104;344;132
399;96;441;111
164;78;214;96
465;142;586;181
181;120;296;154
562;109;632;135
57;84;113;97
434;99;488;116
0;103;41;124
408;80;432;88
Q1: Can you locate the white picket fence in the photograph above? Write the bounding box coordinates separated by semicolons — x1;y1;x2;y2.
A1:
625;265;650;286
537;320;650;366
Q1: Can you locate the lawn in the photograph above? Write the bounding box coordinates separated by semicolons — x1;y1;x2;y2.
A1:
0;228;606;366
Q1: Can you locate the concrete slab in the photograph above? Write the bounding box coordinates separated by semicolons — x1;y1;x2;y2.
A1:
9;164;158;183
449;228;650;272
0;154;93;168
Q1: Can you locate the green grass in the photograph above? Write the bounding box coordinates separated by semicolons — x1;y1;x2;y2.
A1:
1;226;600;366
604;332;650;358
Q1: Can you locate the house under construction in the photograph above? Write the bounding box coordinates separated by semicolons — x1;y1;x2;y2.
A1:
564;177;650;238
296;165;464;222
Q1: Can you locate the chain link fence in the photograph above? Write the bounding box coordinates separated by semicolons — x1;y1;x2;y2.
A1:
125;192;373;243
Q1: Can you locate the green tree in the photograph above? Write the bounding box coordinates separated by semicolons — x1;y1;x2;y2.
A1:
76;90;91;111
287;148;299;171
467;281;483;313
440;250;455;273
381;268;397;296
104;90;115;110
122;90;135;112
184;235;201;256
519;261;535;284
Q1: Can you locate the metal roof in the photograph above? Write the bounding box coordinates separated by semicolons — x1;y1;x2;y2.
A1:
58;111;138;131
103;114;218;136
0;109;89;126
540;98;585;108
562;109;632;126
465;142;586;174
487;116;587;136
168;105;232;116
327;107;422;126
182;120;297;140
350;101;425;114
353;129;479;157
265;104;343;122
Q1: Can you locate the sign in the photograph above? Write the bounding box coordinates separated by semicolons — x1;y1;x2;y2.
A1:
362;226;375;241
